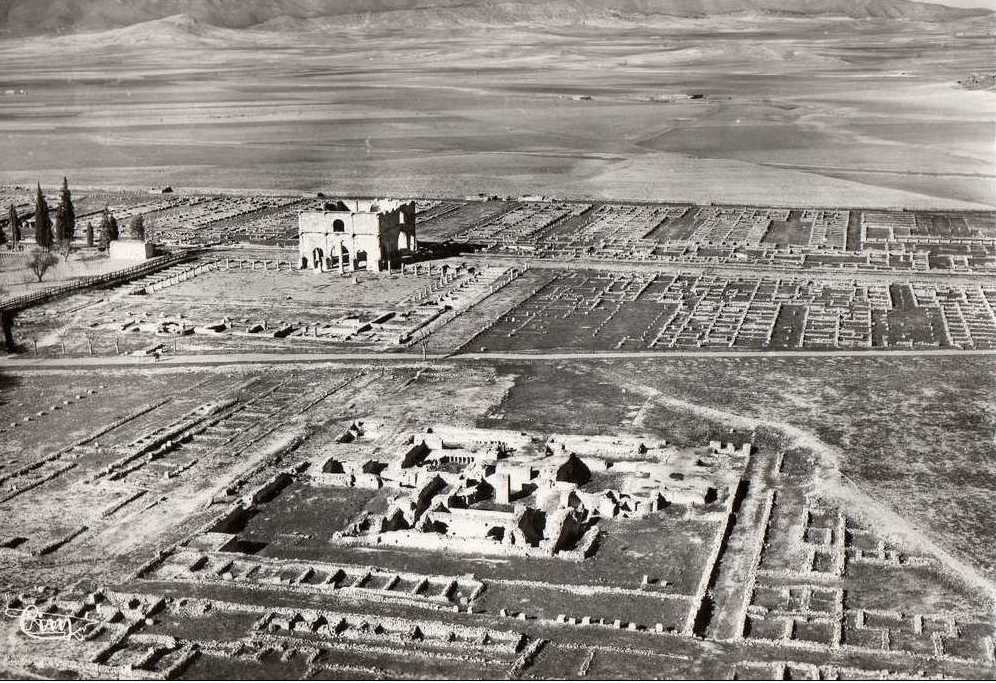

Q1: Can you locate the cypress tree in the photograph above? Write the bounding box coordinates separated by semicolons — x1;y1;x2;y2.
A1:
54;202;68;249
99;207;111;249
0;210;6;247
8;204;20;249
34;183;53;249
86;221;94;247
57;177;76;242
108;212;119;241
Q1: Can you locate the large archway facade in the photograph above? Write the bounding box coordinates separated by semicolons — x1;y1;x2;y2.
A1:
298;200;416;273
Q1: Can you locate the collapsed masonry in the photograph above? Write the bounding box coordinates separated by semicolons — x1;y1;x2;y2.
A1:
316;426;747;560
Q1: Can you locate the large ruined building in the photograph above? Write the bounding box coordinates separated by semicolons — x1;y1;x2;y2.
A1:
298;199;417;273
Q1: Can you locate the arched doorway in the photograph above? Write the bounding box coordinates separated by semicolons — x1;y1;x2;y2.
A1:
355;250;368;270
398;231;409;252
311;248;324;271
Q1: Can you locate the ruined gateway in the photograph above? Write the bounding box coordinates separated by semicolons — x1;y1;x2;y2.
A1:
298;199;417;273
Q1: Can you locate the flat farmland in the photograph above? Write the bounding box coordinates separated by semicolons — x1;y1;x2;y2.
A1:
1;18;994;209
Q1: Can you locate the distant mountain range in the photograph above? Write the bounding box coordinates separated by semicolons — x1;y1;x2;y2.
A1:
0;0;989;37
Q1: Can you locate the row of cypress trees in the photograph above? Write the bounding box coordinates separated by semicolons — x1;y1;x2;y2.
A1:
31;178;76;249
1;179;125;251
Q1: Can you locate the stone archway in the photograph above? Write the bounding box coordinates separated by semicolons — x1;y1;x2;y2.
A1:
312;247;324;271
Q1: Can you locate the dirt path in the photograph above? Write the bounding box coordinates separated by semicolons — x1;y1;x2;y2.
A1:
5;346;995;371
471;253;996;286
456;349;996;361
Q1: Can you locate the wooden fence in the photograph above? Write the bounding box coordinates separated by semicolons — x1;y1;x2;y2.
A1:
0;251;195;313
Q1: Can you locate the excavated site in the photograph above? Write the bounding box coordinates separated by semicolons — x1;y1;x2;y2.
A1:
0;186;994;680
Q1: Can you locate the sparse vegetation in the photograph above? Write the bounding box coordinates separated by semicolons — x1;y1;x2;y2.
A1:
958;72;996;91
127;214;145;241
27;248;58;282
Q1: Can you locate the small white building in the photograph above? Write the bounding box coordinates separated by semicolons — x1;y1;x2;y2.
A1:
108;239;155;261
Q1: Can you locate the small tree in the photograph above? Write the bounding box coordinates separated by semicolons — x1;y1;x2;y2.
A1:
85;221;94;247
8;204;21;249
83;328;97;356
127;214;145;241
33;183;53;249
0;211;6;247
28;248;59;282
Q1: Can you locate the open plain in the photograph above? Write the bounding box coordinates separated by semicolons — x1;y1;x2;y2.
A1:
0;9;994;208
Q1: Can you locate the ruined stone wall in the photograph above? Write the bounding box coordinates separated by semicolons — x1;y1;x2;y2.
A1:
298;201;415;272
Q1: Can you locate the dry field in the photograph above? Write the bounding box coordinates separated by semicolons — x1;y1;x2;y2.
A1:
0;19;992;208
1;356;994;679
